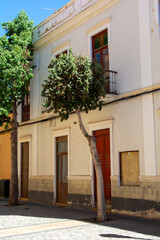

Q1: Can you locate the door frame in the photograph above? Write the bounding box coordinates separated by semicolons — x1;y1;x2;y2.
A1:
18;135;31;198
52;128;70;204
88;118;113;208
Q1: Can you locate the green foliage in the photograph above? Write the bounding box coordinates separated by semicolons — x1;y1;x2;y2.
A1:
0;10;34;126
42;50;105;121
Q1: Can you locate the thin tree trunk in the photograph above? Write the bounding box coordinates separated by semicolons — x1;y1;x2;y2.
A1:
76;109;106;221
8;101;18;206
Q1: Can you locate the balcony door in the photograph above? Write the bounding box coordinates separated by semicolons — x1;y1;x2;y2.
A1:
92;29;109;92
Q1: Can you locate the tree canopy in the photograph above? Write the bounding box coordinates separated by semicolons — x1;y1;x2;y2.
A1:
0;10;34;126
42;50;105;120
0;10;34;206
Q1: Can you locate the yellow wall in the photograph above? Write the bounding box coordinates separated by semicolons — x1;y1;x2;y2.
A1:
0;126;11;180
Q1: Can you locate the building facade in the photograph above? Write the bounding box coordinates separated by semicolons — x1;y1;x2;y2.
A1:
17;0;160;211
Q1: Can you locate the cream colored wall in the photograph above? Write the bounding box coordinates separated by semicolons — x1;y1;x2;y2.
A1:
18;96;145;178
154;92;160;175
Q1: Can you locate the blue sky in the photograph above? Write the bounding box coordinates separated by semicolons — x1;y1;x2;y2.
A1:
0;0;70;36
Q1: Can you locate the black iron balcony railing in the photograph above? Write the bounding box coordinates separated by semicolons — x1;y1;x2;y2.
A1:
104;70;117;94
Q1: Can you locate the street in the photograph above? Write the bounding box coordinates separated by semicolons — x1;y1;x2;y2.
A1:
0;199;160;240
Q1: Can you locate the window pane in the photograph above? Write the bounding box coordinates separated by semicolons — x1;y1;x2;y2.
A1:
94;52;101;64
104;32;108;45
100;34;104;47
57;156;61;183
94;36;100;50
57;141;67;152
62;154;68;183
102;48;109;71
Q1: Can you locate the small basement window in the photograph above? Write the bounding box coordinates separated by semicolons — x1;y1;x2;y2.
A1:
120;151;140;186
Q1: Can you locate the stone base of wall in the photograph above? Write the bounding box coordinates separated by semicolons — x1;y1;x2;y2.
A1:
112;197;160;212
68;194;92;209
29;176;54;205
28;176;93;208
111;176;160;211
29;190;53;205
68;177;92;209
27;175;160;211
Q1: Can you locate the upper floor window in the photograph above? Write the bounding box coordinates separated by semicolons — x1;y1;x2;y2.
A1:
92;29;109;71
22;85;30;122
92;29;117;94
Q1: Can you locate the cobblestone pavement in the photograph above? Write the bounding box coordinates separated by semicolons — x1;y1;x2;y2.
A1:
0;199;160;240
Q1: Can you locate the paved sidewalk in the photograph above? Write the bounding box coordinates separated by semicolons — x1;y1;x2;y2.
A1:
0;199;160;239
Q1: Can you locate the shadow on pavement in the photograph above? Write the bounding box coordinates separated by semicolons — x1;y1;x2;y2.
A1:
0;198;96;220
99;234;152;240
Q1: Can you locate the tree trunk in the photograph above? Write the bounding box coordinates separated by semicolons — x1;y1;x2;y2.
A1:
8;101;18;206
76;109;106;221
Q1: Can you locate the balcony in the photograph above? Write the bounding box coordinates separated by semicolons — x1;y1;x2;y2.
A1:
104;70;117;94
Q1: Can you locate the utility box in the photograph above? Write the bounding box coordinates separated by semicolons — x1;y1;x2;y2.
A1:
0;179;10;198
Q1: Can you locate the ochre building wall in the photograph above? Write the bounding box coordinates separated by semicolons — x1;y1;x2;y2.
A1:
0;127;11;180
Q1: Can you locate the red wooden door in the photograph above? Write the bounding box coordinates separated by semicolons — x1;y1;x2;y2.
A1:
21;142;29;198
93;129;111;205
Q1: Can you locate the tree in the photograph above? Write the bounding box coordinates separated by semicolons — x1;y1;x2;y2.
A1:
0;10;34;206
42;50;106;221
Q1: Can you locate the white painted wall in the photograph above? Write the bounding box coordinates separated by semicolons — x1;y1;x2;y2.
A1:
18;0;160;184
31;0;142;121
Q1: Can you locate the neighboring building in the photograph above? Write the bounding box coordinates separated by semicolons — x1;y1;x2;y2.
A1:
0;126;11;181
17;0;160;211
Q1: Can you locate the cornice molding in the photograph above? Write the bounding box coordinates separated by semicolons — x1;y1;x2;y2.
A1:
88;117;114;125
86;17;111;34
36;0;77;29
34;0;120;50
18;134;32;142
51;40;71;54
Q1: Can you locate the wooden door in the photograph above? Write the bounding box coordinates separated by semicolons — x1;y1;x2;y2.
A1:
21;142;29;198
93;129;111;205
56;136;68;204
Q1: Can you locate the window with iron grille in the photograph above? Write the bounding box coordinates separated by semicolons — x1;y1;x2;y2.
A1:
92;29;117;94
22;85;30;122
